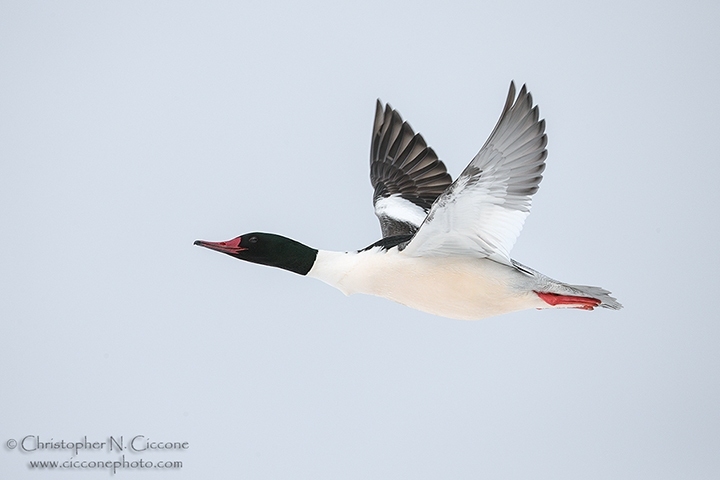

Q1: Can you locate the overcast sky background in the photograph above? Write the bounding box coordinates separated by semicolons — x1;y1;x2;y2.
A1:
2;1;719;479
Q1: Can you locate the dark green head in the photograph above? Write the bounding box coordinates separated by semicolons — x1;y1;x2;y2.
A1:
194;232;318;275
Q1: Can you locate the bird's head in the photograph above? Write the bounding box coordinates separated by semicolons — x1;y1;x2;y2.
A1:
194;232;317;275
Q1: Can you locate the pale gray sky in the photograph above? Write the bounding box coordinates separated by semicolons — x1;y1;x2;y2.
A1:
2;1;719;478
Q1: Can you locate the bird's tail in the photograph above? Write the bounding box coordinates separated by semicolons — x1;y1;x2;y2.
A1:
535;284;623;310
513;260;623;311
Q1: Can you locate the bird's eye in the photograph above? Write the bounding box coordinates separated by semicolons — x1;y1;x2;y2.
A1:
248;236;258;244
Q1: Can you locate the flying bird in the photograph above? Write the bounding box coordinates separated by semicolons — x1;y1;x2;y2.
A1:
195;82;622;320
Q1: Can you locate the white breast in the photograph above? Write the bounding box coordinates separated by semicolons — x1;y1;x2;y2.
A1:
307;248;545;320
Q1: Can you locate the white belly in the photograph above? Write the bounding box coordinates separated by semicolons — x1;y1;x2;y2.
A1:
307;249;545;320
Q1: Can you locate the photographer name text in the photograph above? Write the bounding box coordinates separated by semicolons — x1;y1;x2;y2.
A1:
9;435;188;456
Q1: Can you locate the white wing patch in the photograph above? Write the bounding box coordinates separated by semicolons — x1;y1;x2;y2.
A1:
374;195;428;230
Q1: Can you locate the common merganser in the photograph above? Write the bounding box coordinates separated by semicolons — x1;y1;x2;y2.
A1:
195;82;622;320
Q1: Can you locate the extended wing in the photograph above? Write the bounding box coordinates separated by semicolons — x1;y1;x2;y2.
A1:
370;101;452;237
402;82;547;265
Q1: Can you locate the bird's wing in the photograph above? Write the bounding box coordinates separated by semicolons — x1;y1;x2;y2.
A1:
370;100;452;238
402;82;547;265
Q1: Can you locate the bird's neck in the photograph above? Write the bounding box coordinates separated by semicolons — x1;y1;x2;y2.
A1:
257;236;319;275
